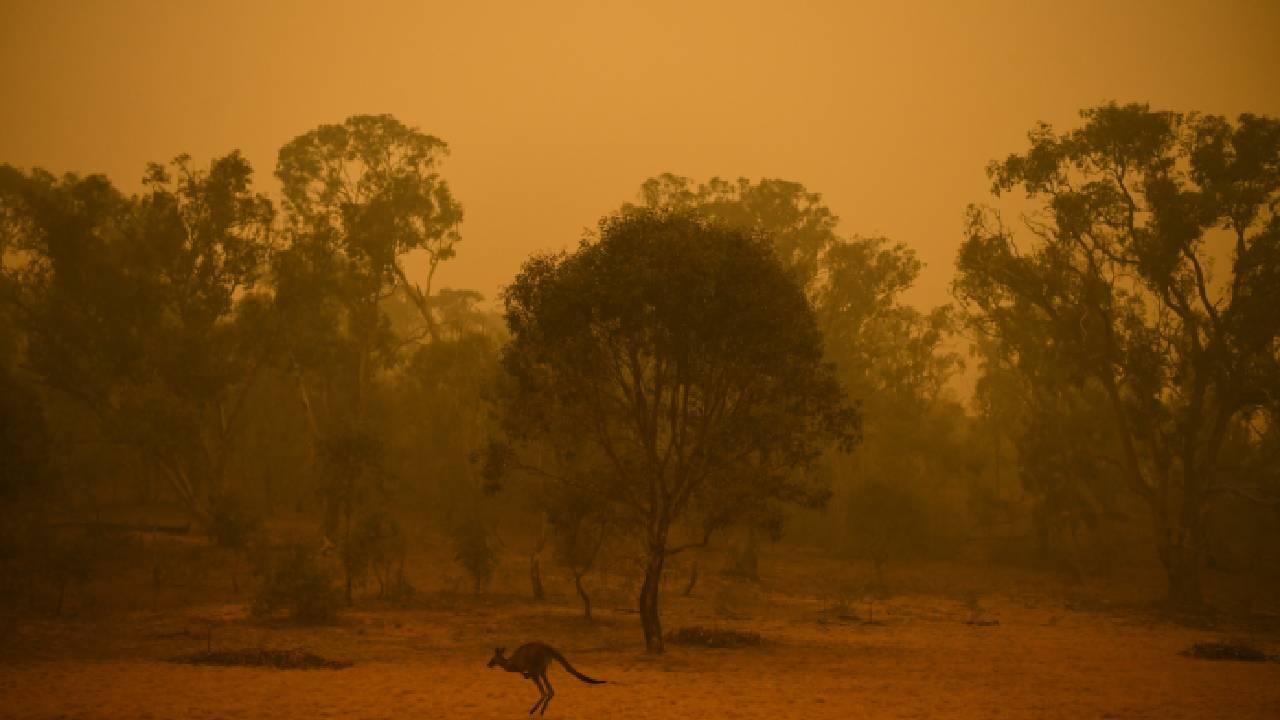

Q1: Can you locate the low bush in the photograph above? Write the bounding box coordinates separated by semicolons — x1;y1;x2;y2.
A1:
666;626;762;648
450;519;497;593
251;544;340;623
207;493;262;550
1183;640;1272;662
172;647;351;669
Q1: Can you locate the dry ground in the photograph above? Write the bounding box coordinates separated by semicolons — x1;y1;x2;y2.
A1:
3;552;1279;719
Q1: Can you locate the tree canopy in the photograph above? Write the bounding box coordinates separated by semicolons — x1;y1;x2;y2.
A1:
0;153;274;520
955;103;1280;606
490;209;860;651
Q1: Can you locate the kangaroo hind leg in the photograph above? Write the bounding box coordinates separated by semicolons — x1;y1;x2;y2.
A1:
528;675;548;715
540;671;554;715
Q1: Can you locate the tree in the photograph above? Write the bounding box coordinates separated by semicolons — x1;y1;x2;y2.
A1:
275;113;463;343
273;114;464;590
630;176;961;395
630;174;839;292
395;288;503;524
546;485;612;619
489;210;859;652
627;176;963;560
971;334;1125;571
0;326;51;508
816;237;960;403
955;104;1280;607
0;154;274;522
843;480;926;589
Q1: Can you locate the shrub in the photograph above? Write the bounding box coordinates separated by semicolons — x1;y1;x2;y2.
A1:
1183;640;1272;662
450;519;497;593
172;648;352;669
666;626;762;648
251;544;340;623
347;512;411;601
208;493;262;550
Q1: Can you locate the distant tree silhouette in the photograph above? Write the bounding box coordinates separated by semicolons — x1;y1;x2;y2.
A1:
956;103;1280;607
273;114;463;592
0;155;274;522
628;175;964;562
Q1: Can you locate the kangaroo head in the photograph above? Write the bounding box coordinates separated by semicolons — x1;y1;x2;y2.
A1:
487;646;506;668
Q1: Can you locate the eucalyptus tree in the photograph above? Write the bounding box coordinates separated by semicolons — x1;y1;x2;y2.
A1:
627;175;960;397
273;114;464;601
629;175;963;560
274;113;464;427
488;210;859;652
955;104;1280;606
0;154;274;522
631;174;838;292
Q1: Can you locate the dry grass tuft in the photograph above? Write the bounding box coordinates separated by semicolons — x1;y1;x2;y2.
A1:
171;647;352;669
1182;640;1272;662
665;625;762;648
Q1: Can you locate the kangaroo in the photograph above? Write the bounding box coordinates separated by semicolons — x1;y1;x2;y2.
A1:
486;642;606;715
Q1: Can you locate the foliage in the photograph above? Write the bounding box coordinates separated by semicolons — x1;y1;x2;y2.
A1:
627;175;961;401
842;480;927;587
275;113;463;343
251;544;341;623
0;364;51;505
489;209;860;651
629;174;839;290
207;492;263;550
346;511;411;601
393;295;503;526
316;429;386;530
628;175;965;560
8;526;107;616
820;239;961;402
314;428;388;604
0;154;275;521
955;103;1280;607
272;115;465;584
546;486;611;618
450;517;497;593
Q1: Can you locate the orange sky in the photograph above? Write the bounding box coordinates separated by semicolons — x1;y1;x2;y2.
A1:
2;0;1277;310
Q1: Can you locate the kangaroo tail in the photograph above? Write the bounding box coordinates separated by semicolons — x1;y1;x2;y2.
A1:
550;649;607;684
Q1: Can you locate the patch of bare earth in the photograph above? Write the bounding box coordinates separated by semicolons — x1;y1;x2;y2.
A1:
3;592;1279;720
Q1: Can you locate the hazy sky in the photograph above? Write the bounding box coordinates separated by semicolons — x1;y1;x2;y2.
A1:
2;0;1277;310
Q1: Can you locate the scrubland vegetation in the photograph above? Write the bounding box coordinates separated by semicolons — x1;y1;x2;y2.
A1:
1;104;1279;718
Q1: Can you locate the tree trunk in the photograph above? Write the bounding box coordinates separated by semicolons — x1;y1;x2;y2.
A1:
574;572;592;620
530;555;545;601
639;550;666;653
156;460;212;527
343;501;354;607
735;530;759;581
1160;528;1204;609
683;560;699;597
1151;491;1206;610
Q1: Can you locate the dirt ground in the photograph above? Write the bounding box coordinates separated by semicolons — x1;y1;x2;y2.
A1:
4;579;1280;720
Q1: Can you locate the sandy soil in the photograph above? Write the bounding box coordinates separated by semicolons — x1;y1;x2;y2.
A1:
3;589;1278;720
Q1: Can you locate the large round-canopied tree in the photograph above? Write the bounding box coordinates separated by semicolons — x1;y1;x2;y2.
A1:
490;210;860;652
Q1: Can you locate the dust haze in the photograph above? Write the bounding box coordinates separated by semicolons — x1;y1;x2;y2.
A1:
2;2;1279;718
